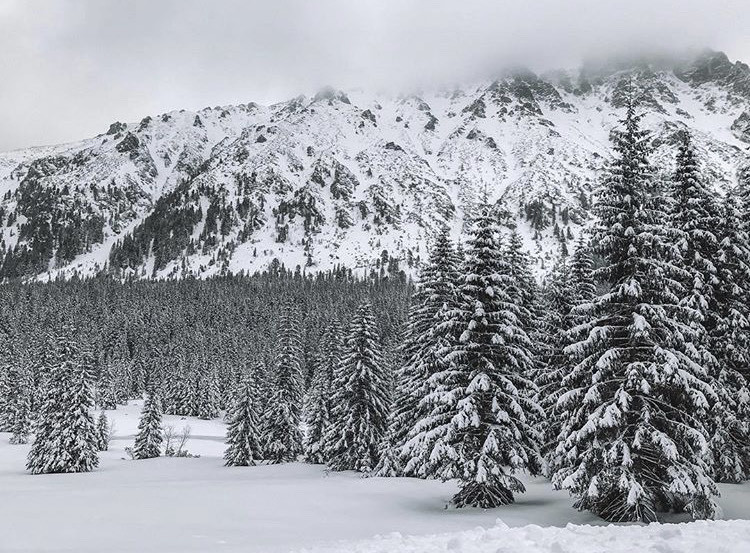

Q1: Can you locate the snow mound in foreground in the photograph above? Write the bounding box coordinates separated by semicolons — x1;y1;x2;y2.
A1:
296;519;750;553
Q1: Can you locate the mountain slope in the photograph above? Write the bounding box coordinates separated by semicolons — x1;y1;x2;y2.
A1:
1;50;749;280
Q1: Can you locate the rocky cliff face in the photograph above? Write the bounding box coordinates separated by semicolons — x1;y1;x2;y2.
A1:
1;50;748;280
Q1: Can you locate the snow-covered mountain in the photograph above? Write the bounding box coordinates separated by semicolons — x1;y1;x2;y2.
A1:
1;49;749;280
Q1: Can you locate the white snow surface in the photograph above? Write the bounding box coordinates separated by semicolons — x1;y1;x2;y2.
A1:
1;400;748;553
296;520;750;553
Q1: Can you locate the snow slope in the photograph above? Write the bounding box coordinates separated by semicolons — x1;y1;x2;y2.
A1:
1;400;749;553
1;50;750;280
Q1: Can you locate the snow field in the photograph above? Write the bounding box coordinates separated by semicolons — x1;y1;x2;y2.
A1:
1;400;749;552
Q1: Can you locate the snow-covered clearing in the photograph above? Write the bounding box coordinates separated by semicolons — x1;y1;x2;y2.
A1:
1;400;749;553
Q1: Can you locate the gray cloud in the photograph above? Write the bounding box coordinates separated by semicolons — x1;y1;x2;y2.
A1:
0;0;748;150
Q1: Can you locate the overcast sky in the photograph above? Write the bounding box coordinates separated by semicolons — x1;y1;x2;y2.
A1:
0;0;748;151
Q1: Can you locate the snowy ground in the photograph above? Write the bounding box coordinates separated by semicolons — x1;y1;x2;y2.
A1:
297;520;750;553
1;400;749;553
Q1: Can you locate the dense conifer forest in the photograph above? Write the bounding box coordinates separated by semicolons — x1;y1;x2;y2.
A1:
0;266;409;415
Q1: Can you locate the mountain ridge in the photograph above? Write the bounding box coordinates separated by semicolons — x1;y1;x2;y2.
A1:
1;49;749;280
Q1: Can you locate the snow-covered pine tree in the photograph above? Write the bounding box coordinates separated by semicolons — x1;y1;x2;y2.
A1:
27;332;100;474
326;302;390;473
371;329;402;477
0;365;13;432
224;377;263;466
133;392;164;460
371;412;401;477
732;164;750;386
8;367;32;445
264;306;304;463
9;398;31;444
551;102;718;522
303;374;330;465
715;190;750;381
536;255;575;460
405;203;543;508
304;319;344;464
96;412;110;451
706;190;750;481
383;227;461;476
669;133;750;483
505;229;547;432
372;329;413;477
539;235;599;468
0;362;33;445
670;131;720;360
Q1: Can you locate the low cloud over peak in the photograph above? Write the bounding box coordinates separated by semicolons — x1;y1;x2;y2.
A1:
0;0;748;150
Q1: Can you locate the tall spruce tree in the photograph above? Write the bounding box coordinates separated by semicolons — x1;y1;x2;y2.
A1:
0;365;12;432
405;204;543;508
133;392;164;460
384;227;461;476
505;229;546;432
96;412;110;451
224;378;263;466
540;235;598;468
4;364;33;445
9;397;32;445
536;255;575;460
372;411;402;477
670;133;750;483
27;332;100;474
304;319;344;464
707;190;750;481
670;132;720;361
733;163;750;386
264;306;304;463
326;302;390;473
551;102;718;522
372;324;407;476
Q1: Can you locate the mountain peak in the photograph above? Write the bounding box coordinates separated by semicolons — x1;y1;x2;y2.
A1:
312;86;351;105
674;49;750;98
